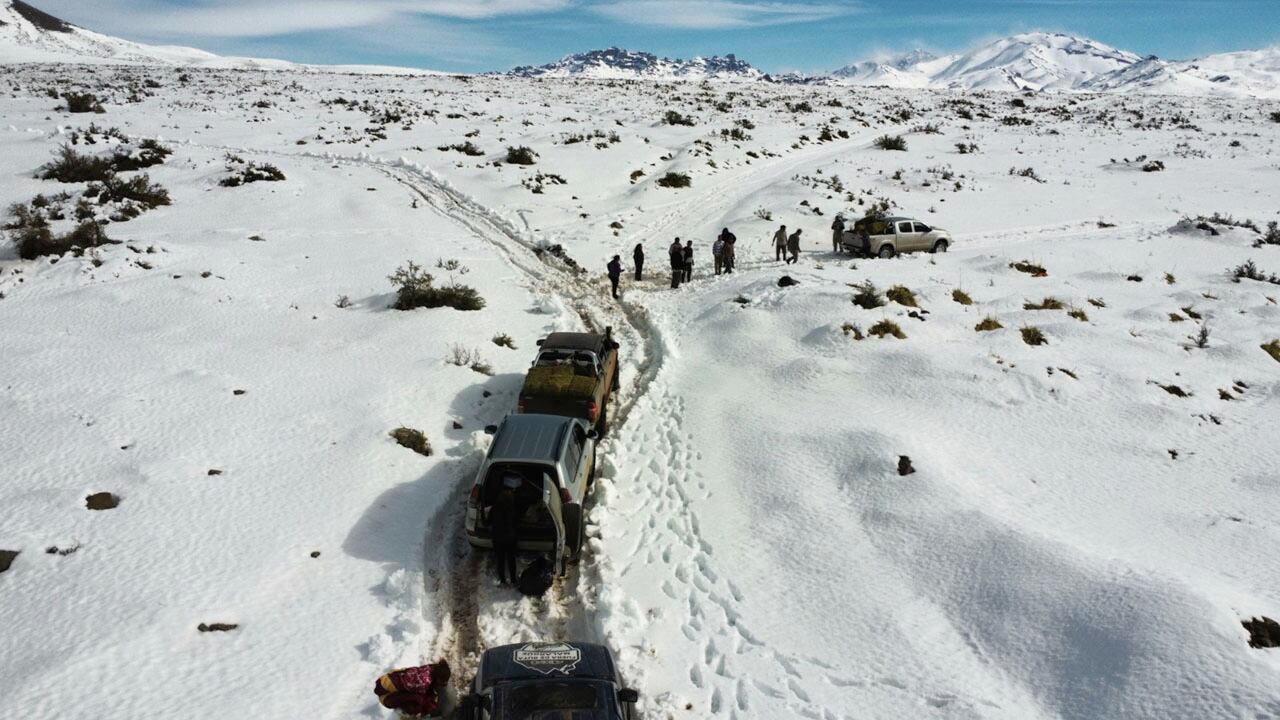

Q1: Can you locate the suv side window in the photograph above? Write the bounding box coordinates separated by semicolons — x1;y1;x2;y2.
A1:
897;221;913;234
564;425;586;478
913;222;930;233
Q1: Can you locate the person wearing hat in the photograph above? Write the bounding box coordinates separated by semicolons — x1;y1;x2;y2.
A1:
606;254;623;299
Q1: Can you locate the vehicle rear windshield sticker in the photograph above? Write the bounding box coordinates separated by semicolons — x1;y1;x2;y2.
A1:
513;643;582;675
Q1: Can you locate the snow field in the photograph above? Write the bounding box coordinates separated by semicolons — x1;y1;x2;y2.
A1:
0;63;1278;719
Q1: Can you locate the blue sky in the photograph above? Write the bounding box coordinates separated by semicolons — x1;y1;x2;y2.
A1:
33;0;1280;72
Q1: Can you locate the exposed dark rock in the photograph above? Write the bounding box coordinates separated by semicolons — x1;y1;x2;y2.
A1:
85;492;119;510
0;550;19;573
777;275;799;287
13;1;74;33
897;456;915;476
197;622;238;633
1243;617;1280;648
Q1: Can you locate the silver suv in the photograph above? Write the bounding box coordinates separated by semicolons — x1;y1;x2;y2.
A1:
841;216;952;258
466;413;597;576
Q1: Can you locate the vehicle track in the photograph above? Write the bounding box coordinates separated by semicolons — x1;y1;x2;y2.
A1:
374;161;670;688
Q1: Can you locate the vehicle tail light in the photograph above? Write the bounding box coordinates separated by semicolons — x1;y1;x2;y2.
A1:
468;486;479;504
517;396;526;413
583;400;598;421
560;487;572;505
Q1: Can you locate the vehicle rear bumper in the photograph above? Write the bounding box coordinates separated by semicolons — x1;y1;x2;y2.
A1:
467;533;558;554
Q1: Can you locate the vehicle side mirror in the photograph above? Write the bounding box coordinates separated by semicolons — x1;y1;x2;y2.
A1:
587;429;598;439
610;341;620;350
619;688;639;704
535;338;545;346
484;425;498;435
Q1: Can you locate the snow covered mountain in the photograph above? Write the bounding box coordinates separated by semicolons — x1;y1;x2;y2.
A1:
1083;46;1280;98
508;48;763;81
0;1;429;73
830;32;1280;97
832;50;954;88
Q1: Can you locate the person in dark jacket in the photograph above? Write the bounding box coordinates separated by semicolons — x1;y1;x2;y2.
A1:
831;215;845;252
607;255;623;299
632;244;644;281
682;241;694;282
786;228;802;264
490;484;519;585
715;228;735;275
668;237;683;288
723;233;737;273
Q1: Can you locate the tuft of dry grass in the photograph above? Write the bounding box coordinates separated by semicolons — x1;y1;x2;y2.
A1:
1020;326;1047;346
390;427;432;456
1068;308;1089;322
1088;297;1106;308
869;319;906;339
975;316;1003;332
886;285;918;307
951;288;973;305
1009;260;1047;276
1263;339;1280;363
1024;297;1065;310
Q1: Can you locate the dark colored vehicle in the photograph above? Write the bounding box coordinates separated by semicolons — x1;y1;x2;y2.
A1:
466;414;597;576
517;330;620;436
459;642;640;720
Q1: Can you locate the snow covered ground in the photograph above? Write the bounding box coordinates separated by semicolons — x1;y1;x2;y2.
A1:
1;63;1279;719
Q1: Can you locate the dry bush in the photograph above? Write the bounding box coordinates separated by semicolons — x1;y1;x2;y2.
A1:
492;333;516;349
1263;339;1280;363
656;172;691;188
1024;297;1065;310
1068;308;1089;322
851;281;885;309
975;316;1003;332
869;319;905;339
886;285;918;307
505;146;537;165
389;427;432;456
874;135;907;151
951;288;973;305
388;260;485;311
1020;326;1047;346
1009;260;1047;276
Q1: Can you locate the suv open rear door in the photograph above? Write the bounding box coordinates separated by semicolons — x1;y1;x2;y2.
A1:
541;473;567;576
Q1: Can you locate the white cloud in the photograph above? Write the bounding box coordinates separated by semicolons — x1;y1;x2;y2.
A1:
590;0;854;29
44;0;574;38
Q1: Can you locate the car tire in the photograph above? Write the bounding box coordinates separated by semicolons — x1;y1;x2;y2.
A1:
564;503;584;560
932;239;949;253
587;452;597;491
877;244;895;259
597;403;608;438
611;363;619;394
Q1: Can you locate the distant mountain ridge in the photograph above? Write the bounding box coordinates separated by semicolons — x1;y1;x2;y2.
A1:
514;33;1280;98
509;47;763;81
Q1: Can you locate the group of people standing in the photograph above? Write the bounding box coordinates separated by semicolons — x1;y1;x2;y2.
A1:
606;228;740;297
606;216;848;298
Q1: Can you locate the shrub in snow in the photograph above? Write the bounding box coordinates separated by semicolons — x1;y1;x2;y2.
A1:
1023;297;1064;310
39;145;115;183
951;289;973;305
975;316;1003;332
93;174;171;209
388;260;486;311
62;92;104;114
109;139;173;171
445;344;493;375
1020;326;1047;346
1009;260;1047;277
1257;221;1280;247
1263;340;1280;364
1270;111;1280;124
220;160;286;187
390;427;432;457
869;319;905;339
1010;167;1045;183
663;110;696;126
786;101;813;113
656;172;691;189
0;549;18;573
851;281;885;309
440;141;484;156
1232;259;1280;285
1142;160;1165;172
505;146;537;165
874;135;907;151
5;202;115;259
886;285;918;307
840;322;864;340
753;207;772;221
492;333;516;349
1068;308;1089;322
